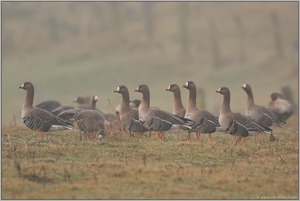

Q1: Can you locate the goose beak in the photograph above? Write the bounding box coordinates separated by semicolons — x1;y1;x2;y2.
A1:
113;86;120;93
19;83;24;89
216;88;221;93
165;85;171;91
241;84;247;89
133;87;139;92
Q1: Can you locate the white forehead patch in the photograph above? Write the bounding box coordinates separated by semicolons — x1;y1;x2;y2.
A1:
116;86;120;91
95;96;98;100
243;84;247;88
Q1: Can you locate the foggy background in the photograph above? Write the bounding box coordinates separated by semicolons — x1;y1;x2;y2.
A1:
2;2;298;126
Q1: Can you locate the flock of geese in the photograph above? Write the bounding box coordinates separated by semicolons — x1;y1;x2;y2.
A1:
19;81;294;145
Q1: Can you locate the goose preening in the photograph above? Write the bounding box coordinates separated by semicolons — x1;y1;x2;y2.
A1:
182;81;220;141
241;83;283;128
19;82;74;140
165;84;186;117
134;84;193;140
269;92;293;123
216;87;275;144
113;85;148;135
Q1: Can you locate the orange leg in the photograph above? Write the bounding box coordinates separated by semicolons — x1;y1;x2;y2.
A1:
208;133;212;142
157;132;163;140
235;136;242;146
40;132;43;141
196;132;201;140
85;132;89;141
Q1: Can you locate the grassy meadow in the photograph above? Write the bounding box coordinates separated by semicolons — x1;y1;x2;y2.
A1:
2;2;299;200
1;115;299;199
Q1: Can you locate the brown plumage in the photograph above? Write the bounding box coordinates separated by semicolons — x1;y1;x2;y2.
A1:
72;96;106;140
19;82;73;140
216;87;275;144
113;85;148;134
165;84;186;117
269;92;293;122
241;83;282;127
182;81;219;141
134;84;193;139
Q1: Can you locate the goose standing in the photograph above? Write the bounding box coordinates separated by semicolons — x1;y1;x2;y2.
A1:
241;83;282;128
19;82;73;140
134;84;193;140
182;81;219;141
216;87;275;144
113;85;148;135
165;84;186;117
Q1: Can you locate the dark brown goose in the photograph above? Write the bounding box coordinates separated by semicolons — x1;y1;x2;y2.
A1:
19;82;73;140
134;84;193;139
182;81;219;141
165;84;186;117
269;92;293;122
113;85;148;134
72;96;106;140
216;87;275;144
241;83;282;127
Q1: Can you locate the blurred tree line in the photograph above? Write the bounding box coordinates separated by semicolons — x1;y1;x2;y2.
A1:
3;1;290;66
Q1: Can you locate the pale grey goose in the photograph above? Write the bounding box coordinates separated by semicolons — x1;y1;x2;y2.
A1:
241;83;282;127
216;87;275;144
182;81;220;141
113;85;148;134
269;92;293;122
19;82;74;140
134;84;193;139
165;84;186;117
72;96;106;140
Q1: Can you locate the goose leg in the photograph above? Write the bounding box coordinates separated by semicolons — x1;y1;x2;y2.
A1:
208;133;212;142
157;132;163;140
40;132;43;141
196;132;201;140
186;131;191;140
235;136;242;146
85;132;88;141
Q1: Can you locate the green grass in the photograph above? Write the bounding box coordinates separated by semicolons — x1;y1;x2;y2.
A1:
2;116;298;199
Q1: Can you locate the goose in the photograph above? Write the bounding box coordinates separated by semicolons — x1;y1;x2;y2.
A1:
19;82;74;140
182;81;219;141
58;96;107;124
165;84;186;117
72;96;106;140
134;84;193;139
113;85;148;135
269;92;293;122
241;83;283;127
216;87;275;144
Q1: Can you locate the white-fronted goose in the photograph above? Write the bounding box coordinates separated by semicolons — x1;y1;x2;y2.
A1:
113;85;148;134
182;81;219;140
165;84;186;117
19;82;74;140
269;92;293;122
241;83;282;127
216;87;275;144
134;84;193;139
72;96;106;140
